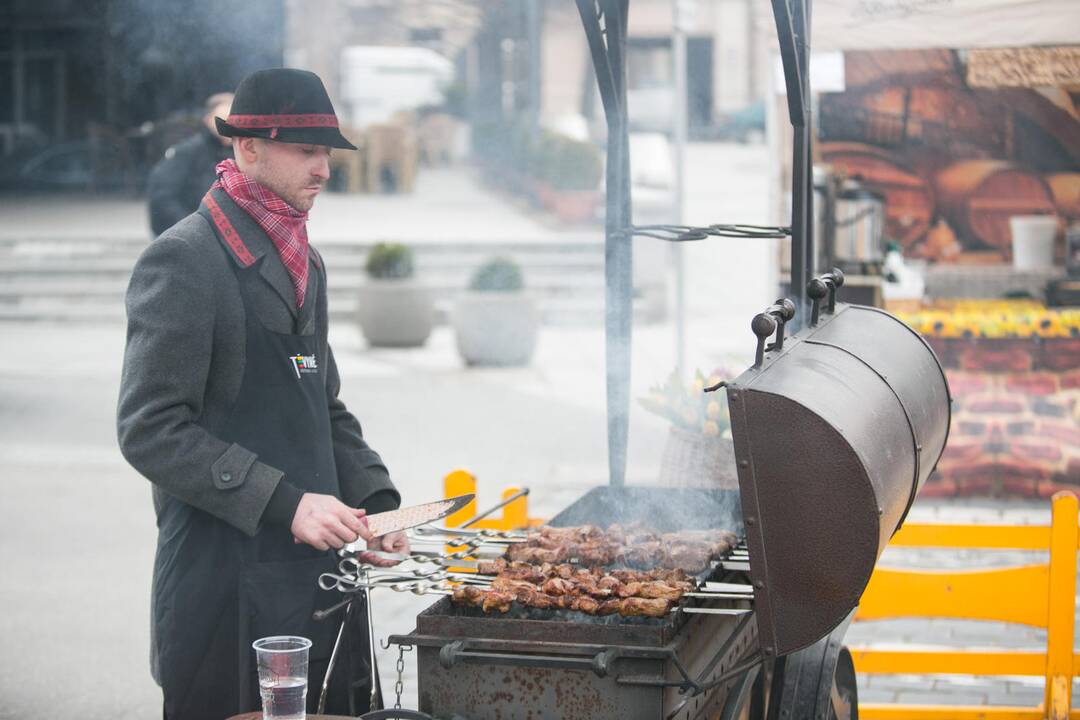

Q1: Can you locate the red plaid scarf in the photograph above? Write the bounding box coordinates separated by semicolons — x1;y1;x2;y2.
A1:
213;159;310;308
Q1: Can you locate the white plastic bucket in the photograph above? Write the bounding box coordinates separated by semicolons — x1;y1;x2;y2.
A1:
1009;215;1058;270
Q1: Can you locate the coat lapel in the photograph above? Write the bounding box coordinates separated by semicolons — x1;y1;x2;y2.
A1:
206;189;298;319
259;248;299;319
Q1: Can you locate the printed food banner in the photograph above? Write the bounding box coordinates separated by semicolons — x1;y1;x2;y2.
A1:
817;47;1080;263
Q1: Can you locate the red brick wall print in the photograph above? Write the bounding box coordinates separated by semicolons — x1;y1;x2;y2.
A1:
925;337;1080;497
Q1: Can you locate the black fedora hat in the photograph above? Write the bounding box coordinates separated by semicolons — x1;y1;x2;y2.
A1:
215;68;357;150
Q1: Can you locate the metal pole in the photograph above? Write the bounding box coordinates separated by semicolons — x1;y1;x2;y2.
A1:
672;0;689;376
575;0;633;488
770;0;813;324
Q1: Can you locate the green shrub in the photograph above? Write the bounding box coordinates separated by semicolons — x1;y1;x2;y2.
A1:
469;256;524;292
365;242;414;280
535;131;603;191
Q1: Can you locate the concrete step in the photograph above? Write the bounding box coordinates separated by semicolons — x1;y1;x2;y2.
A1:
0;235;632;325
0;293;639;326
0;273;607;300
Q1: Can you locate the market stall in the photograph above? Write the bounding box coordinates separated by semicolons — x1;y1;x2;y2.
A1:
767;0;1080;493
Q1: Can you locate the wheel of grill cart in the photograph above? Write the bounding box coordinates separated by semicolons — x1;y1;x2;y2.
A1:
762;616;859;720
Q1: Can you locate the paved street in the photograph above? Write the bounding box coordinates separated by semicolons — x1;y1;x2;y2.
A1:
1;148;1077;716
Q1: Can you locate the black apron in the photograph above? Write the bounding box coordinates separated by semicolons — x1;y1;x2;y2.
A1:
152;194;373;719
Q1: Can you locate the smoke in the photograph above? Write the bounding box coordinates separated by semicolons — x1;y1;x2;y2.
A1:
106;0;285;125
550;486;744;535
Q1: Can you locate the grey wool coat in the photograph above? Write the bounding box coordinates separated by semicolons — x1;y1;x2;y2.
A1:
117;188;399;538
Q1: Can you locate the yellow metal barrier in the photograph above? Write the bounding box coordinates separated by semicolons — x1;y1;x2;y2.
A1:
442;469;544;531
852;491;1079;720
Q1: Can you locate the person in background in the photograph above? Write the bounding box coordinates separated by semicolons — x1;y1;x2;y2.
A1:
118;69;407;719
146;92;234;236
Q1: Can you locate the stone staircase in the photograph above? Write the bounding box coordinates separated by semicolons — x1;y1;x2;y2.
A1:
0;235;651;325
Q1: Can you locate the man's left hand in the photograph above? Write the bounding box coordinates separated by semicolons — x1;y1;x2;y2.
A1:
358;530;410;567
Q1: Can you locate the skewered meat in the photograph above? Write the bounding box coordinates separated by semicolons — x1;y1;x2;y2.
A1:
452;586;671;617
505;524;736;572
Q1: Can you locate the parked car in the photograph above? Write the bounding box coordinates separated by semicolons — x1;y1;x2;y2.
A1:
0;141;130;192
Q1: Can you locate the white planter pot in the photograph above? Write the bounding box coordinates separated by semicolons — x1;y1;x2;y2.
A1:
452;291;538;366
356;279;434;348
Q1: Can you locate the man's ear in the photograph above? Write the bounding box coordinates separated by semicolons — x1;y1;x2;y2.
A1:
233;136;259;165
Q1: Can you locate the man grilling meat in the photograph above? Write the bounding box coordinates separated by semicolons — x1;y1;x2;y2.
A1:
118;68;407;719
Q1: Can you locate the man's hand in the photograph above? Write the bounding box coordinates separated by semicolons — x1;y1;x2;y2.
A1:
290;493;371;551
357;530;411;567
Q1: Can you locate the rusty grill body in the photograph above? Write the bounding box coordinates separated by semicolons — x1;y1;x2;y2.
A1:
390;487;758;720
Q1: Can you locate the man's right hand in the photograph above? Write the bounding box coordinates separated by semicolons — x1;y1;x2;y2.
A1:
290;493;371;551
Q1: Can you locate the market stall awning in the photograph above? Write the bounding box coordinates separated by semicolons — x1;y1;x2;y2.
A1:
811;0;1080;51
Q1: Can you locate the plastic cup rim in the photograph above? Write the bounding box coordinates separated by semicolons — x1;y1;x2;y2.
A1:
252;635;313;653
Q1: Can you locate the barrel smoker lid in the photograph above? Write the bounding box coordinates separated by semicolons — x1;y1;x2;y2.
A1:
725;301;950;657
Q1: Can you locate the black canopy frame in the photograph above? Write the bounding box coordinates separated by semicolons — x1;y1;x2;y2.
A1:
575;0;815;488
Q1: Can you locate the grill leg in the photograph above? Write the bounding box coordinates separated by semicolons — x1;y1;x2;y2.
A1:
720;662;762;720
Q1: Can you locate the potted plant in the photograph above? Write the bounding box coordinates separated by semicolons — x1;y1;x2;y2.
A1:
356;242;434;347
640;369;739;489
452;256;538;366
541;133;603;224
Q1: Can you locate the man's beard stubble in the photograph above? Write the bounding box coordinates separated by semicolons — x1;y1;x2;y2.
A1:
253;161;318;213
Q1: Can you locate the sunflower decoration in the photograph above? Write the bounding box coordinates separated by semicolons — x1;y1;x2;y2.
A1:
640;368;734;437
894;302;1080;340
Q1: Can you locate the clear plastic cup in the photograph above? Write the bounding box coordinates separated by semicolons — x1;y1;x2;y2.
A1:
253;636;312;720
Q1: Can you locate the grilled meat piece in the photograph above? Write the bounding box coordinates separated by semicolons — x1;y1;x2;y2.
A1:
506;544;567;564
661;545;713;573
482;592;513;613
634;581;685;601
609;568;692;588
623;540;661;566
571;595;601;614
596;597;672;617
452;586;514;614
617;597;673;617
539;577;575;596
476;558;508;575
490;576;540;595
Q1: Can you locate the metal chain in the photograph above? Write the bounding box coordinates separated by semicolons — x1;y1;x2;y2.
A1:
394;644;413;709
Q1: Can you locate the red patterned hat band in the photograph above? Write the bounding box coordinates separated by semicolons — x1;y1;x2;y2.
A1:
225;113;340;129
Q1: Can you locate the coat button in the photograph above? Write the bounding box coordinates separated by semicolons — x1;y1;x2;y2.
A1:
221;471;233;483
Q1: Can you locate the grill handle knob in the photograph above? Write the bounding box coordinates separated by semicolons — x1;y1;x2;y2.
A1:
807;268;844;326
751;312;777;368
750;298;795;368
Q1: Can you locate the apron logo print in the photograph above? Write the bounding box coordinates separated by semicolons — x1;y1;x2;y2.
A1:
290;354;318;378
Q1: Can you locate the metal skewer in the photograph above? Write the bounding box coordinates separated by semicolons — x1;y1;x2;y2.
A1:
461;487;530;528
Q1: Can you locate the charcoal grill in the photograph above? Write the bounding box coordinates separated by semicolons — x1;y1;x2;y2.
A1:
385;281;949;719
387;487;762;720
